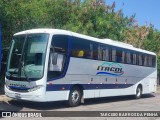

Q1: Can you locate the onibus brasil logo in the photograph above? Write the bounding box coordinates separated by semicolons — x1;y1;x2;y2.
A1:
96;62;124;76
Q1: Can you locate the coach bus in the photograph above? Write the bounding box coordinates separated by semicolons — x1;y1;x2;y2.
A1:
5;29;157;107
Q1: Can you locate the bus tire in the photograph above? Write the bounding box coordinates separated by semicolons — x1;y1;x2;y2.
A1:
68;86;82;107
135;85;142;99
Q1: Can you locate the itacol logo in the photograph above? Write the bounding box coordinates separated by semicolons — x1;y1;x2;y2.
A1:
96;62;124;76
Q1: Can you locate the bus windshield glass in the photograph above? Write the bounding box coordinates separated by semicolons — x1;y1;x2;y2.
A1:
6;33;49;80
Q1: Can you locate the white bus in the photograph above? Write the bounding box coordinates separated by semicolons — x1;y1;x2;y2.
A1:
5;29;157;107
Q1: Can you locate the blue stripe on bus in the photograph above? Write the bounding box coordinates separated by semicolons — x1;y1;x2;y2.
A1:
46;84;134;91
8;84;134;91
96;72;123;76
8;86;30;90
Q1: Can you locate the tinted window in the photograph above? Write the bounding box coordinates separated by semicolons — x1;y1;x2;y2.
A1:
70;36;156;68
51;35;68;54
93;43;98;60
72;37;92;59
144;55;148;67
126;52;131;64
122;51;125;63
148;55;156;67
112;48;116;62
132;53;137;65
152;56;156;67
102;46;110;61
138;54;143;66
94;44;111;61
116;49;123;63
98;45;103;60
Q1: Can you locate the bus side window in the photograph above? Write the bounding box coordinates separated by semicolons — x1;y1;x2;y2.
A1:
152;56;156;67
93;43;98;60
51;35;68;54
144;55;148;67
122;51;125;63
148;55;152;67
126;52;131;64
130;53;133;64
138;54;143;66
102;46;109;61
98;45;102;60
132;53;137;65
112;48;116;62
116;49;122;63
71;37;91;59
89;43;93;59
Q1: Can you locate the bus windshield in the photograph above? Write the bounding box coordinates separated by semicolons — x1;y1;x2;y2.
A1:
6;33;49;81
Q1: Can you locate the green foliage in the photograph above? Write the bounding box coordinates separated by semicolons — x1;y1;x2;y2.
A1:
158;56;160;74
0;0;160;73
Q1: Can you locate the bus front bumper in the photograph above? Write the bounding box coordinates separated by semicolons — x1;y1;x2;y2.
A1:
4;85;46;102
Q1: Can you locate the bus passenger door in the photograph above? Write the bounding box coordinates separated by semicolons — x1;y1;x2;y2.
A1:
47;35;69;80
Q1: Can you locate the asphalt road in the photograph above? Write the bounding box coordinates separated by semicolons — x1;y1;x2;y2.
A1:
1;91;160;120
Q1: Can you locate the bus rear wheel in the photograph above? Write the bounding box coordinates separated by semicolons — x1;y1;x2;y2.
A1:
68;86;82;107
135;85;142;99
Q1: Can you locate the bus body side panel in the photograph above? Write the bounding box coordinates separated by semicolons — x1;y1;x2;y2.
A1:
65;57;157;99
45;90;70;101
45;57;156;101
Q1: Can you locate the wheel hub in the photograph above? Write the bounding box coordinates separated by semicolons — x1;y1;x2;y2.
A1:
71;91;79;103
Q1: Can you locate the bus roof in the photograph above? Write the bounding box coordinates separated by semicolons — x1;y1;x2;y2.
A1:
14;28;156;56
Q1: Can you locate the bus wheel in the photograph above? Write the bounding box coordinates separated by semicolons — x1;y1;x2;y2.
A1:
68;86;82;107
135;85;142;99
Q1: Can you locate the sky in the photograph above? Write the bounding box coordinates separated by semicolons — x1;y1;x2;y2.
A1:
106;0;160;30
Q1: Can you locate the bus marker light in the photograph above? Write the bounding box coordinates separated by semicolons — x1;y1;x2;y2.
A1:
49;82;52;85
62;87;65;90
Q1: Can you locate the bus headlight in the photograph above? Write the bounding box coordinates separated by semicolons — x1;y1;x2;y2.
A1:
28;85;43;92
